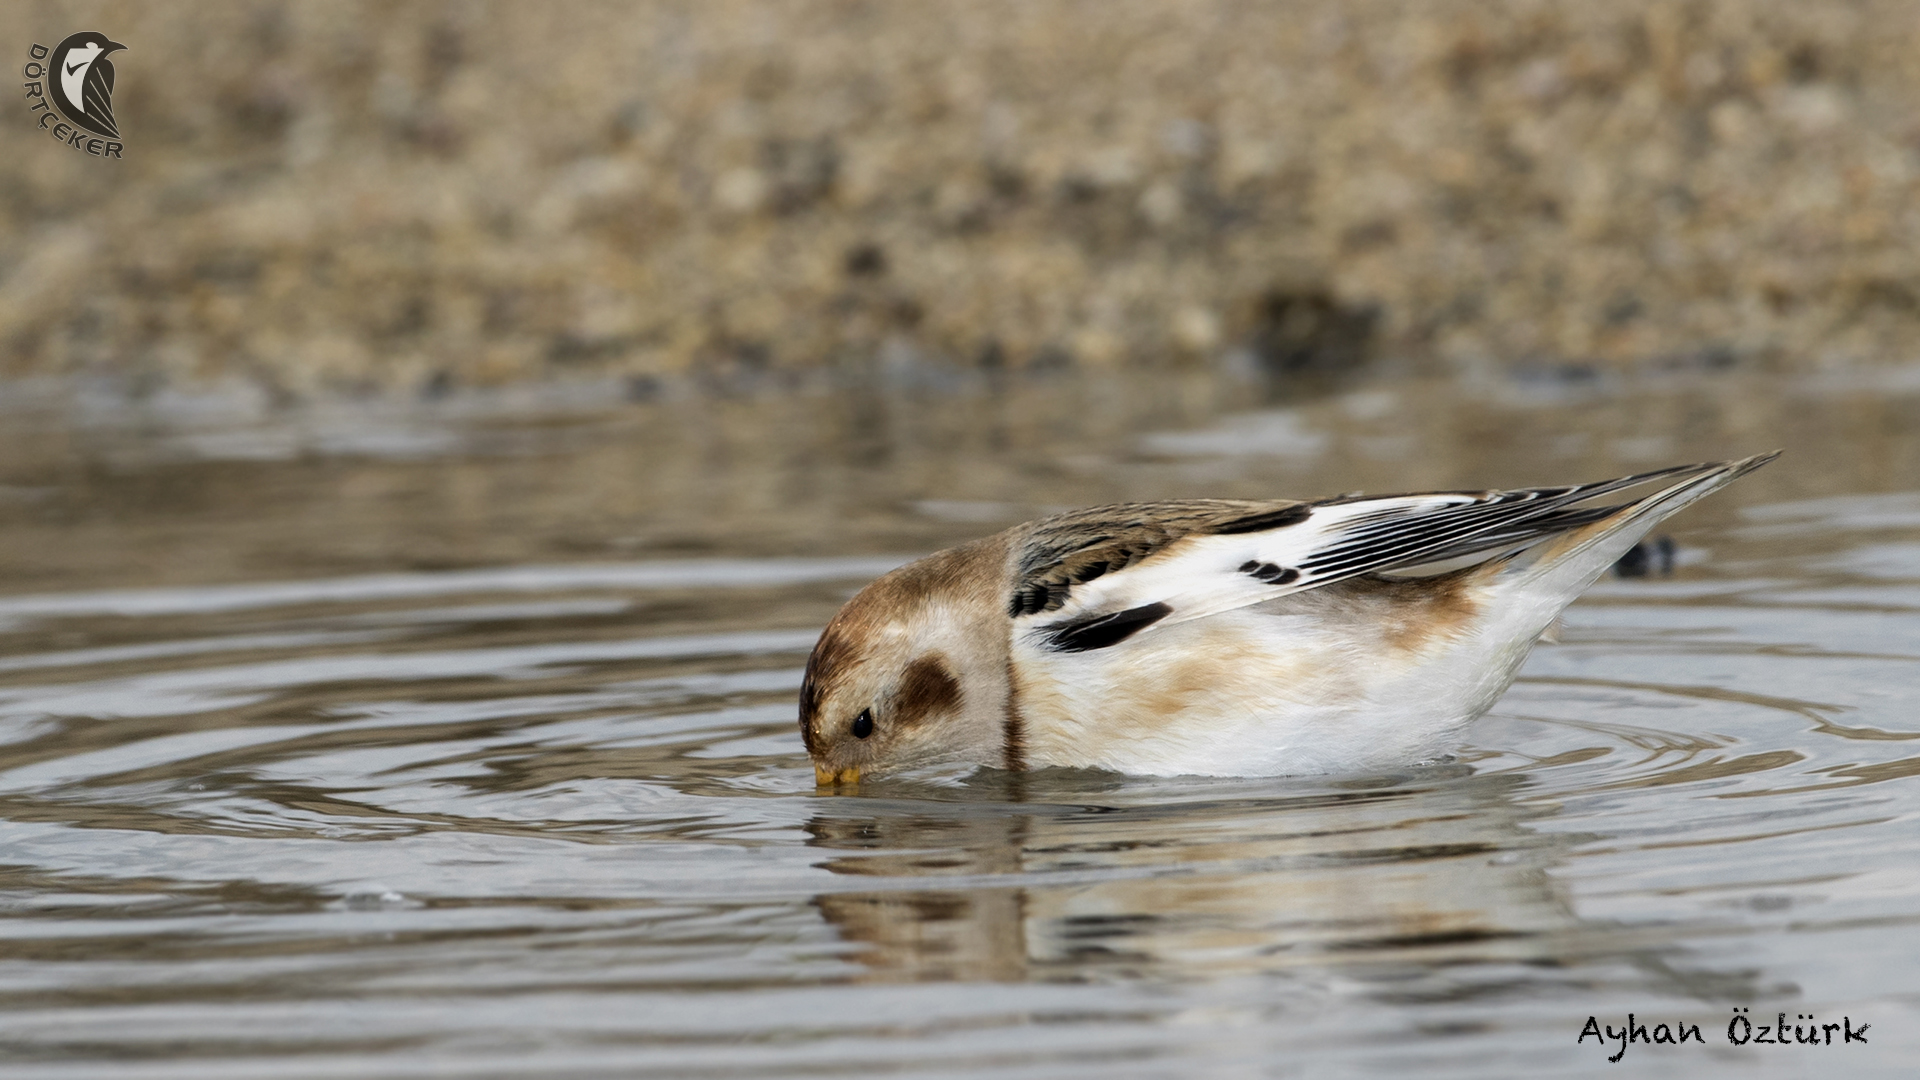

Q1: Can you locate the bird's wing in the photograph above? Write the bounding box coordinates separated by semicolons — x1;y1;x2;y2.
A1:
1011;462;1722;653
1006;499;1311;617
81;58;117;138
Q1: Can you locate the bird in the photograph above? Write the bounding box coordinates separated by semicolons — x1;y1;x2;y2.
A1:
799;453;1777;783
49;31;127;141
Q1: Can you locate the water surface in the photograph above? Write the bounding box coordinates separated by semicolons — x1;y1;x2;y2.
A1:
3;367;1918;1077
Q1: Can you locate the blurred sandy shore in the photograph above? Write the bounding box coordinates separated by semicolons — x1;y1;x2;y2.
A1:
3;1;1918;403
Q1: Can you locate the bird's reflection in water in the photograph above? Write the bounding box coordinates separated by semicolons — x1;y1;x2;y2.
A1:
806;769;1765;998
809;802;1033;982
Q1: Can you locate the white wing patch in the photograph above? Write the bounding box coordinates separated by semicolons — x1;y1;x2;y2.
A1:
1023;494;1477;634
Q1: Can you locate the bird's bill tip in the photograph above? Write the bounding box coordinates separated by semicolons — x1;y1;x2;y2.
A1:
814;764;861;787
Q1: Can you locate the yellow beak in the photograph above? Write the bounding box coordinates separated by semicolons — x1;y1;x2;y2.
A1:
814;764;861;787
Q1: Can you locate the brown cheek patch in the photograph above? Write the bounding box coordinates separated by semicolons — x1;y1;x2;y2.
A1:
893;654;962;726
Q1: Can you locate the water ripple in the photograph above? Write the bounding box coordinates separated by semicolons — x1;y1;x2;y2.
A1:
3;523;1920;1076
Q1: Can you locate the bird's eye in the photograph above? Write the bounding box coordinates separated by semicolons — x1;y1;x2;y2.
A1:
850;709;874;739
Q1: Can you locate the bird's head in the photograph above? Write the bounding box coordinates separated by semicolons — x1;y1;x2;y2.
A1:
799;541;1011;786
76;33;126;56
60;33;126;67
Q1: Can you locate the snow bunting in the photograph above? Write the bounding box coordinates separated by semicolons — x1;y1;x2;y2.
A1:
801;453;1777;782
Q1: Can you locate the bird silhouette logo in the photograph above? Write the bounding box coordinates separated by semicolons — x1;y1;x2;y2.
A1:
46;31;126;140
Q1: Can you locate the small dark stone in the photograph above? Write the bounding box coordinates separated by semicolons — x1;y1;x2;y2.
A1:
1603;292;1644;326
1242;288;1378;378
844;242;887;277
1614;535;1677;578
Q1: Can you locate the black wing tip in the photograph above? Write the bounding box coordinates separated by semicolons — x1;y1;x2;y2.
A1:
1577;450;1781;493
1309;451;1783;517
1041;601;1172;653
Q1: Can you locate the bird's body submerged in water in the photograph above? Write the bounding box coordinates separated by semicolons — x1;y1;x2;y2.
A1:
800;454;1777;782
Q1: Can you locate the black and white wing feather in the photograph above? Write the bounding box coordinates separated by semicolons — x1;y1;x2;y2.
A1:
1012;461;1736;653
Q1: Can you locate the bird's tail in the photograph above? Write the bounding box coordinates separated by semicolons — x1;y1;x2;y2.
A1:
1499;451;1778;599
